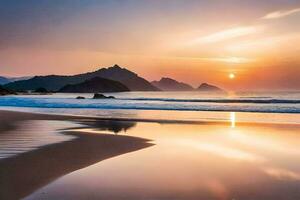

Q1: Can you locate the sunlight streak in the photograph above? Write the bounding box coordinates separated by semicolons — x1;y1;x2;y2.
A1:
194;26;260;44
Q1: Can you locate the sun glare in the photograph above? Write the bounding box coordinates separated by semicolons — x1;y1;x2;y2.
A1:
229;73;235;79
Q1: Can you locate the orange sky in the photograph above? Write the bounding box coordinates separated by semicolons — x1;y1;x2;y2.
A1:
0;1;300;90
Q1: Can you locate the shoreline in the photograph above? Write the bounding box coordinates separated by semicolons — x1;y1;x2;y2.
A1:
0;108;299;126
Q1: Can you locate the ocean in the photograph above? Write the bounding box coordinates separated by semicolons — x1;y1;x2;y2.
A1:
1;91;300;200
0;91;299;113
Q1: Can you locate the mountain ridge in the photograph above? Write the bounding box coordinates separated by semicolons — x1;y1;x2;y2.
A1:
5;65;159;91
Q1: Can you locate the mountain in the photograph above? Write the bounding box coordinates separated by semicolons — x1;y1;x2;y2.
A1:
0;85;16;95
0;77;10;85
0;76;32;85
4;65;159;91
197;83;225;93
151;77;194;91
59;77;130;93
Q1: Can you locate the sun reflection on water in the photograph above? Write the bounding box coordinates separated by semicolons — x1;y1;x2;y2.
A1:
230;112;236;128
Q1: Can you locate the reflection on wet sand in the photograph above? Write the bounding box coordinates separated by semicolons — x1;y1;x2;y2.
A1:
0;117;153;200
1;110;300;200
75;119;137;134
25;119;300;200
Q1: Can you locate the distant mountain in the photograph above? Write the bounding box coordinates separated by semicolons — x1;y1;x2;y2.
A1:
197;83;225;93
4;65;159;91
59;77;130;93
0;77;10;85
0;85;15;95
151;77;194;91
0;76;32;85
9;76;33;82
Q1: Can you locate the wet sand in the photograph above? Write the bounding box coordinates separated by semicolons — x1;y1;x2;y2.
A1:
1;110;300;200
0;110;153;200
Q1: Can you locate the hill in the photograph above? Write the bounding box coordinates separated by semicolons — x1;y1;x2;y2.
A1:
151;77;194;91
0;85;16;95
197;83;225;93
5;65;158;91
59;77;130;93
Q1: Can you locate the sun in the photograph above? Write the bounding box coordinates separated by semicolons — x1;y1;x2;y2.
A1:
229;73;235;79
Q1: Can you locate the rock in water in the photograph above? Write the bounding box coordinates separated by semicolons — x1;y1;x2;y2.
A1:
93;93;115;99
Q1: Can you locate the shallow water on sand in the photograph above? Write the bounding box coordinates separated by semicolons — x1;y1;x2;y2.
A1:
0;120;77;159
25;117;300;200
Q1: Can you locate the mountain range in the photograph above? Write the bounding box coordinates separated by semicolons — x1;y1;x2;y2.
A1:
2;65;225;93
152;77;225;93
4;65;158;91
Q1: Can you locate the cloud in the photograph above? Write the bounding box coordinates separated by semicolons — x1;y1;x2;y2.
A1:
263;167;300;181
226;34;300;53
200;57;255;64
262;8;300;19
193;26;261;44
153;55;255;64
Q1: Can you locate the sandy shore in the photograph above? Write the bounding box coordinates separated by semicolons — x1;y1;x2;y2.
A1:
1;110;300;200
0;110;153;200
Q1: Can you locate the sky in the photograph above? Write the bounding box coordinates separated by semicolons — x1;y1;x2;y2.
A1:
0;0;300;90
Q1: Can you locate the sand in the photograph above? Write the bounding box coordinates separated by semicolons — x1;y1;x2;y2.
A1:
0;110;153;200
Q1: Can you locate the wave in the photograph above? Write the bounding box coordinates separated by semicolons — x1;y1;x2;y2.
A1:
0;96;300;114
0;102;299;114
121;98;300;104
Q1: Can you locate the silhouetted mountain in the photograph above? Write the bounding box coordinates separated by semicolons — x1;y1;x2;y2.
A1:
0;85;16;95
59;77;130;93
197;83;225;93
151;77;194;91
0;76;32;85
4;65;159;91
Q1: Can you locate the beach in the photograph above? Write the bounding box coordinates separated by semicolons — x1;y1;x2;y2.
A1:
2;1;300;199
1;109;300;200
